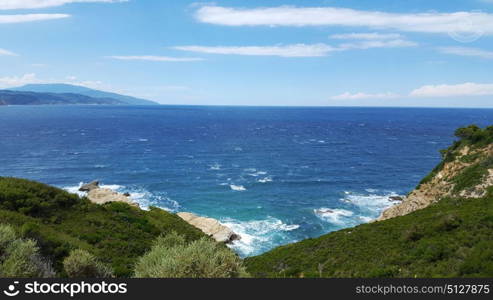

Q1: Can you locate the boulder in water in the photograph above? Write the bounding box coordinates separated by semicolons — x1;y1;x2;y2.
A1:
79;181;100;192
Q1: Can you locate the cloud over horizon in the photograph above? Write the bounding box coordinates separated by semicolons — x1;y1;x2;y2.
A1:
410;83;493;98
333;82;493;101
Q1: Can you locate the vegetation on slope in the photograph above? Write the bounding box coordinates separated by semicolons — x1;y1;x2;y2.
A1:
419;125;493;187
245;125;493;278
0;224;55;278
134;231;248;278
0;177;206;277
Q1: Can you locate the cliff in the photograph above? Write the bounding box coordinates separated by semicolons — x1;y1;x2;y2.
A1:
379;125;493;220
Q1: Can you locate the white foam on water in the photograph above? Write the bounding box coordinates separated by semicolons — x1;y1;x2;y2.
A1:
209;163;221;170
62;183;180;212
221;216;300;257
257;177;273;183
342;191;402;214
100;184;124;191
138;138;148;142
230;185;246;191
129;189;180;212
314;208;354;225
247;171;267;177
63;182;86;197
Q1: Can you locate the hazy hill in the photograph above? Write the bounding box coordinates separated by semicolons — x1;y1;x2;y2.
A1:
0;90;124;106
10;83;158;106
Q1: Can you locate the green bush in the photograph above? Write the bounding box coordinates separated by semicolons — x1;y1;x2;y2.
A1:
0;224;17;252
63;249;113;278
134;232;249;278
0;224;55;278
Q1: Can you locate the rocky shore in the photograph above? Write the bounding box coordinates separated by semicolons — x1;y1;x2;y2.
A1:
79;181;139;207
78;181;240;243
177;212;240;243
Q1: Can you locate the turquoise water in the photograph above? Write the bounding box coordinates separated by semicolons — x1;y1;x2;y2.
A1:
1;105;492;256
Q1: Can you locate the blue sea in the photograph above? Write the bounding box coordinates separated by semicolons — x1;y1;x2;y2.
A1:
1;106;492;256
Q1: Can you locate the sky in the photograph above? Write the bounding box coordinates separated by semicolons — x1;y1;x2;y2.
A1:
0;0;492;107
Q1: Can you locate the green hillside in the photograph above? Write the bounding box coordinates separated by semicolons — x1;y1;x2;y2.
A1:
0;178;205;277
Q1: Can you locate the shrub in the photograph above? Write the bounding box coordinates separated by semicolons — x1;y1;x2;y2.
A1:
0;224;17;252
134;233;249;278
63;249;113;278
0;224;55;278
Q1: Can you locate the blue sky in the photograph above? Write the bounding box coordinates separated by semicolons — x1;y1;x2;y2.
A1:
0;0;492;107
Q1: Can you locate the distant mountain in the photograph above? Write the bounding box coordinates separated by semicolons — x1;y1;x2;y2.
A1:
10;84;158;105
0;90;125;106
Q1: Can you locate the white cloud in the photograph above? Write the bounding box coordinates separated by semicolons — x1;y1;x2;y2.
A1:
331;92;400;100
335;82;493;101
0;0;127;10
195;6;493;35
107;55;204;62
0;14;69;23
0;73;43;88
174;44;336;57
410;82;493;97
438;47;493;59
174;40;415;58
337;39;417;50
0;48;18;56
330;32;403;40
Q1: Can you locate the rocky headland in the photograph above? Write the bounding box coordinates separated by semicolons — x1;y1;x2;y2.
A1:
78;181;240;243
378;129;493;221
177;212;240;243
79;181;139;207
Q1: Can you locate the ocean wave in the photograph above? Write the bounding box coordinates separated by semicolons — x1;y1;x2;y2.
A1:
230;185;246;191
314;208;354;225
62;183;180;212
341;190;402;214
221;216;300;257
248;171;268;177
209;163;221;170
257;177;273;183
315;190;403;226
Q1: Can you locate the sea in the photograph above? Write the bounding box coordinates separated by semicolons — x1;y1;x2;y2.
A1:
1;105;492;257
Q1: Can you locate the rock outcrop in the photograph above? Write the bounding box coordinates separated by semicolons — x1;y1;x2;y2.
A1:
87;188;139;207
79;181;139;207
378;143;493;221
79;180;100;192
177;212;240;243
